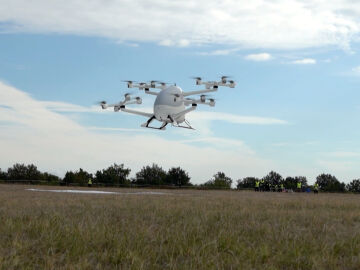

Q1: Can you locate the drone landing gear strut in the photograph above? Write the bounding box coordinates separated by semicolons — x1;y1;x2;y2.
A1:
141;115;168;130
167;115;194;130
171;119;195;130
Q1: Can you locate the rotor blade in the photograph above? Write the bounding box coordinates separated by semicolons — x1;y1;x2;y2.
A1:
122;90;136;95
94;100;107;105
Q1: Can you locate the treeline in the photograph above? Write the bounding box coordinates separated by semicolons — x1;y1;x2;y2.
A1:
0;163;191;187
236;171;352;192
0;163;61;182
1;163;360;193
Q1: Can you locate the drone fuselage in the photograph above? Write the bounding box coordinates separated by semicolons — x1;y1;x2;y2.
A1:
153;85;186;123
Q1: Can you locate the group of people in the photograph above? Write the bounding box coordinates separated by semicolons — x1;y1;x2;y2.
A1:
254;180;319;193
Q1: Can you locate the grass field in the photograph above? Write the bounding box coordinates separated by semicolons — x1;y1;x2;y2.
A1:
1;185;360;269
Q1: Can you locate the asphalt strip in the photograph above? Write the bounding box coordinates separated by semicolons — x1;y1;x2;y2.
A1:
26;188;170;195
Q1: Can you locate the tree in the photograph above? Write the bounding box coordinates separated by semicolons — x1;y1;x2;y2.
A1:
7;163;41;180
316;174;345;192
134;164;167;185
41;172;61;182
283;176;308;190
0;168;7;180
263;171;283;186
165;167;191;187
63;168;92;186
236;177;258;189
95;163;131;186
63;171;75;185
346;179;360;193
203;172;232;189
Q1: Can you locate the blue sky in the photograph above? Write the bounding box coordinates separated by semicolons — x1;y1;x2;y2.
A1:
1;0;360;184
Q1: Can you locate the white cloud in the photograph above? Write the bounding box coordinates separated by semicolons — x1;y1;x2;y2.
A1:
189;111;287;125
178;39;190;47
159;39;190;47
352;66;360;75
0;81;273;183
1;0;360;49
291;58;317;64
87;126;150;133
158;39;174;47
40;101;100;113
199;48;240;56
245;53;273;61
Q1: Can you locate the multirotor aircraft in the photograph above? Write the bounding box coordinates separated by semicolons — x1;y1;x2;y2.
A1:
99;76;236;130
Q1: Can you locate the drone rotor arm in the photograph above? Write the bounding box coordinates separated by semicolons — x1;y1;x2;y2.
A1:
120;107;153;118
171;104;197;121
144;90;159;96
182;88;218;97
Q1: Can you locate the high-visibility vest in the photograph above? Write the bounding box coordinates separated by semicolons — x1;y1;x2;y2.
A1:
297;182;301;188
280;184;284;189
88;179;92;185
314;183;319;190
255;181;260;187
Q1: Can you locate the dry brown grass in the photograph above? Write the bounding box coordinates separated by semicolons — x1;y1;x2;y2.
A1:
1;184;360;269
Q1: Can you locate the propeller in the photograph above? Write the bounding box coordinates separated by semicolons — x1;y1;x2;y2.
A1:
148;80;159;87
198;94;214;98
135;96;142;104
95;100;107;109
191;76;202;85
159;81;173;86
123;89;136;95
122;80;137;88
124;93;131;101
199;94;217;103
94;100;107;105
209;98;216;107
221;75;231;83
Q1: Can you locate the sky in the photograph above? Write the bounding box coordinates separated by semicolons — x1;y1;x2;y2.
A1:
1;0;360;184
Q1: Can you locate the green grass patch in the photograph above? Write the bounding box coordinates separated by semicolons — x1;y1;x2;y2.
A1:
1;185;360;269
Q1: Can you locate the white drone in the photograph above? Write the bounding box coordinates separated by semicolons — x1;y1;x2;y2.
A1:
99;76;236;130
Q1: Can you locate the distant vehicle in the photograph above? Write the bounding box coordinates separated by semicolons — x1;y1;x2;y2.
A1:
99;76;235;130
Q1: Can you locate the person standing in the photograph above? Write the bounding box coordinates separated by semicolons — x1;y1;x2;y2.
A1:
297;181;302;192
254;180;260;192
314;183;319;194
260;179;265;192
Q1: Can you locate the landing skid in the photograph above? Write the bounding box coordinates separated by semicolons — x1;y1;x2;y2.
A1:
141;124;168;130
141;116;168;130
141;116;194;130
172;119;195;130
